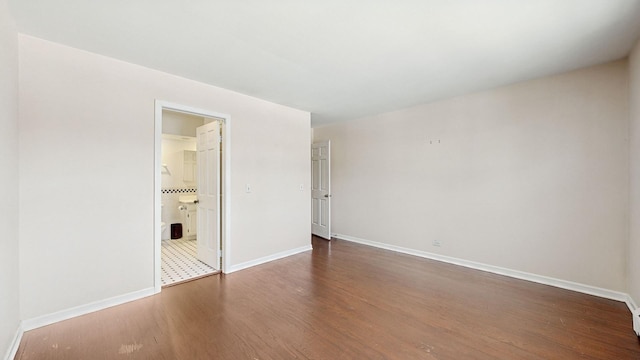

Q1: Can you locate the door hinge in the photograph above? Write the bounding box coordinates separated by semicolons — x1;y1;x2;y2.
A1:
219;135;222;143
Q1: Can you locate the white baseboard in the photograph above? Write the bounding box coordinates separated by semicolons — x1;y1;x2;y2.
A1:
226;245;312;274
21;287;155;332
334;233;629;304
4;325;23;360
626;294;638;313
10;236;637;354
16;245;312;339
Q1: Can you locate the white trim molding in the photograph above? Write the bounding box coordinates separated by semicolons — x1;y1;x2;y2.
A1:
21;287;155;332
154;100;232;293
4;325;23;360
334;233;630;304
226;245;312;274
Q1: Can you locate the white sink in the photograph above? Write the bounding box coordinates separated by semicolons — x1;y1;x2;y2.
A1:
178;195;198;204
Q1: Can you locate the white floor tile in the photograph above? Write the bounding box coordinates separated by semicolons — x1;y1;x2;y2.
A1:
161;238;216;286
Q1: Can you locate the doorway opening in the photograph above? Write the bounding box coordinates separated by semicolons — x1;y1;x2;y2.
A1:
311;140;331;239
154;101;231;292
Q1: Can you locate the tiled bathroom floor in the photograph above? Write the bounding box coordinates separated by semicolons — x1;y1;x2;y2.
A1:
161;238;217;287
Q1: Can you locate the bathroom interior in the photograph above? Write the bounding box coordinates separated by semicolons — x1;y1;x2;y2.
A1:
161;109;219;286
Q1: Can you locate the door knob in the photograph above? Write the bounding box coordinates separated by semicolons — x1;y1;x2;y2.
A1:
194;200;199;204
324;194;331;198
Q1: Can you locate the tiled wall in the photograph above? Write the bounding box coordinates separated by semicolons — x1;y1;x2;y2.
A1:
161;187;197;194
161;187;196;240
161;136;198;240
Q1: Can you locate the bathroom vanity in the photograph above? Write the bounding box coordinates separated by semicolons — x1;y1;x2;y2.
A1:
179;195;198;240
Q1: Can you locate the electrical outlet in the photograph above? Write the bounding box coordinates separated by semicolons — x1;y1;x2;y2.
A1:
432;239;442;247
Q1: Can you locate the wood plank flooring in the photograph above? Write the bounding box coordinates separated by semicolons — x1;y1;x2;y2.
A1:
15;236;640;359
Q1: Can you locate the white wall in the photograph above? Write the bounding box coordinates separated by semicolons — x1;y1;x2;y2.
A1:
314;60;629;292
18;35;310;320
0;0;20;357
162;110;205;137
629;38;640;305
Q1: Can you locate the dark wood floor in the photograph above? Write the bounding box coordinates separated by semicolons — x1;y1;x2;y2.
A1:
15;236;640;359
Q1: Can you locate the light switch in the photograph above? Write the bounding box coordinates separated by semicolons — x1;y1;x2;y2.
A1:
245;184;251;193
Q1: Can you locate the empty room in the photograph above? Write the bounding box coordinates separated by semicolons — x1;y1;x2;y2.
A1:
2;1;640;359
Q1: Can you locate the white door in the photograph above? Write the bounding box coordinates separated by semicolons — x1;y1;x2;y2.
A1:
196;121;221;269
311;141;331;239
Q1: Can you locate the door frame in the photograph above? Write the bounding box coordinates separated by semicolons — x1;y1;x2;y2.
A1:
154;100;231;293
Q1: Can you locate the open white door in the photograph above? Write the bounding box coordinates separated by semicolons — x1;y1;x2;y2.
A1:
311;141;331;239
196;121;221;269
